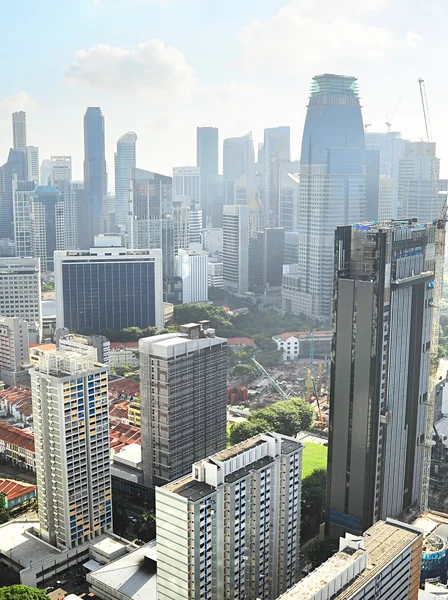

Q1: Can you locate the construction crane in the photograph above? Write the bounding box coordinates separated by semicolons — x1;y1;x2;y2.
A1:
420;77;447;513
250;357;289;400
385;96;402;132
307;369;325;429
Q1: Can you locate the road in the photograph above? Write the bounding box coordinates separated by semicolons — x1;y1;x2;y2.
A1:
0;463;37;484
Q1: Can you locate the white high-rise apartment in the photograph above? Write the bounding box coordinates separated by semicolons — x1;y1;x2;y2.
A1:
31;349;112;549
173;167;201;205
0;257;42;342
51;156;72;187
115;132;137;228
222;204;249;293
175;248;208;303
156;432;303;600
0;316;30;386
12;111;27;153
26;146;39;184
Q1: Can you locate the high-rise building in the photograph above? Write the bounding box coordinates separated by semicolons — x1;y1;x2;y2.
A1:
115;132;137;228
248;189;264;238
31;349;112;549
378;177;395;220
206;174;225;228
0;257;42;342
58;179;80;250
327;220;435;538
279;170;299;231
13;177;35;258
278;519;422;600
128;168;174;281
84;107;108;236
250;227;285;290
264;126;291;226
31;185;64;271
0;316;30;387
156;432;303;600
223;204;249;293
202;227;223;256
175;248;208;303
40;159;52;187
26;146;39;184
173;167;201;205
365;149;381;222
0;149;27;239
398;141;440;223
223;132;255;182
140;322;227;487
208;257;223;288
54;246;164;334
197;127;218;224
12;111;27;154
50;156;72;187
297;74;366;322
284;231;299;265
56;328;110;365
188;199;202;246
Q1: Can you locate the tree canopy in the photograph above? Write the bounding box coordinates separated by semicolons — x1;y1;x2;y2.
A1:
301;468;327;538
0;586;48;600
307;538;339;569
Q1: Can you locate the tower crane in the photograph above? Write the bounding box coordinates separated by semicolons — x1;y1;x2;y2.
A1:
420;78;447;513
250;357;289;400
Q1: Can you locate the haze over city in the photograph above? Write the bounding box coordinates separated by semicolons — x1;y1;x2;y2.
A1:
1;0;447;181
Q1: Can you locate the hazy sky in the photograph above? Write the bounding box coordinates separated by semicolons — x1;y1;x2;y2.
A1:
0;0;446;185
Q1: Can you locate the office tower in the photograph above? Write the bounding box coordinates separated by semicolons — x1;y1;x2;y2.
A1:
398;141;440;223
264;126;291;226
0;149;27;239
40;159;52;187
282;264;301;314
31;349;112;549
298;74;367;322
250;228;285;291
0;257;42;342
0;316;30;387
173;166;201;206
26;146;39;184
128;168;174;281
115;132;137;228
172;195;191;255
223;132;255;181
13;177;35;257
156;432;303;600
84;107;108;236
378;177;395;220
58;180;79;250
56;328;110;365
202;227;223;255
327;220;435;538
208;257;223;288
278;519;422;600
234;165;257;206
140;322;227;487
189;199;202;246
50;156;72;187
365;149;380;221
31;185;64;271
197;127;218;225
222;204;249;293
279;170;299;231
175;248;208;303
248;189;264;237
284;231;299;264
206;174;225;228
54;246;163;333
12;111;27;153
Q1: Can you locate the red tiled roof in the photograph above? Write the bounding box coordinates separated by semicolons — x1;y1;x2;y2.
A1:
110;402;129;419
110;418;141;446
226;338;256;347
110;342;139;349
0;478;36;502
0;386;33;417
29;343;56;352
109;379;140;397
0;421;35;452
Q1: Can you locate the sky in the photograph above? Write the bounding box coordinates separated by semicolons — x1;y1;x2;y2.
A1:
0;0;447;186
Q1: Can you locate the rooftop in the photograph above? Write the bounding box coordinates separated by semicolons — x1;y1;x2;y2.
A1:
0;421;34;452
0;521;59;567
0;479;36;502
226;337;256;347
163;474;215;502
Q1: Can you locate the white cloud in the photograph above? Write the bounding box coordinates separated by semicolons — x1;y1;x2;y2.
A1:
239;0;421;71
0;92;38;120
65;40;195;95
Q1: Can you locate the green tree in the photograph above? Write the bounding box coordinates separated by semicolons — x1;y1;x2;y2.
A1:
0;493;8;524
0;586;48;600
301;469;327;537
256;349;282;369
232;364;258;383
307;538;339;569
229;420;264;445
133;510;156;542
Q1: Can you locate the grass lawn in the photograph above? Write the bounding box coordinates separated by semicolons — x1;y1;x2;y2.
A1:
302;442;328;478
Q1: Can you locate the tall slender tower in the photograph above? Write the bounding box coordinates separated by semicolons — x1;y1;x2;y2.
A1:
84;107;107;236
298;74;366;322
327;219;435;538
263;126;290;226
115;132;137;229
12;111;27;153
31;349;112;549
222;204;249;293
197;127;218;225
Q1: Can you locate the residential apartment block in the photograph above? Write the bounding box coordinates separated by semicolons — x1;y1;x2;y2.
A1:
0;316;30;386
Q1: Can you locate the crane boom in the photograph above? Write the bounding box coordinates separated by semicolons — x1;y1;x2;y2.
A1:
420;78;447;513
250;357;289;400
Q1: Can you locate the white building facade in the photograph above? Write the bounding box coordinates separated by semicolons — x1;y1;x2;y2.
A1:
222;204;249;294
114;132;137;228
176;248;208;303
0;316;30;386
26;146;39;184
173;167;201;205
50;156;72;187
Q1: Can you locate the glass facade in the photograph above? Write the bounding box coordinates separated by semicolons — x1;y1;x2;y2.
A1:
62;260;156;333
84;108;107;232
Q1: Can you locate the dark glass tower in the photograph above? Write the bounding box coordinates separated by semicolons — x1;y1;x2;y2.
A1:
297;74;367;322
83;107;107;237
0;149;26;239
197;127;218;225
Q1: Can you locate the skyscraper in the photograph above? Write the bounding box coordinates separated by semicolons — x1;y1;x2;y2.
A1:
31;349;112;549
279;170;300;231
31;185;64;271
263;126;291;226
327;219;435;538
115;132;137;228
175;248;208;303
222;204;249;293
0;149;27;239
12;111;27;154
40;159;52;187
58;179;80;250
223;132;255;181
197;127;218;224
156;432;303;600
13;177;35;257
0;316;30;387
54;246;164;333
51;156;72;187
84;107;107;236
172;166;201;203
140;322;227;487
26;146;39;184
297;74;366;322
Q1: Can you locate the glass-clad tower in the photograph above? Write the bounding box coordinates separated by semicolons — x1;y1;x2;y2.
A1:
83;107;107;237
298;74;366;322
